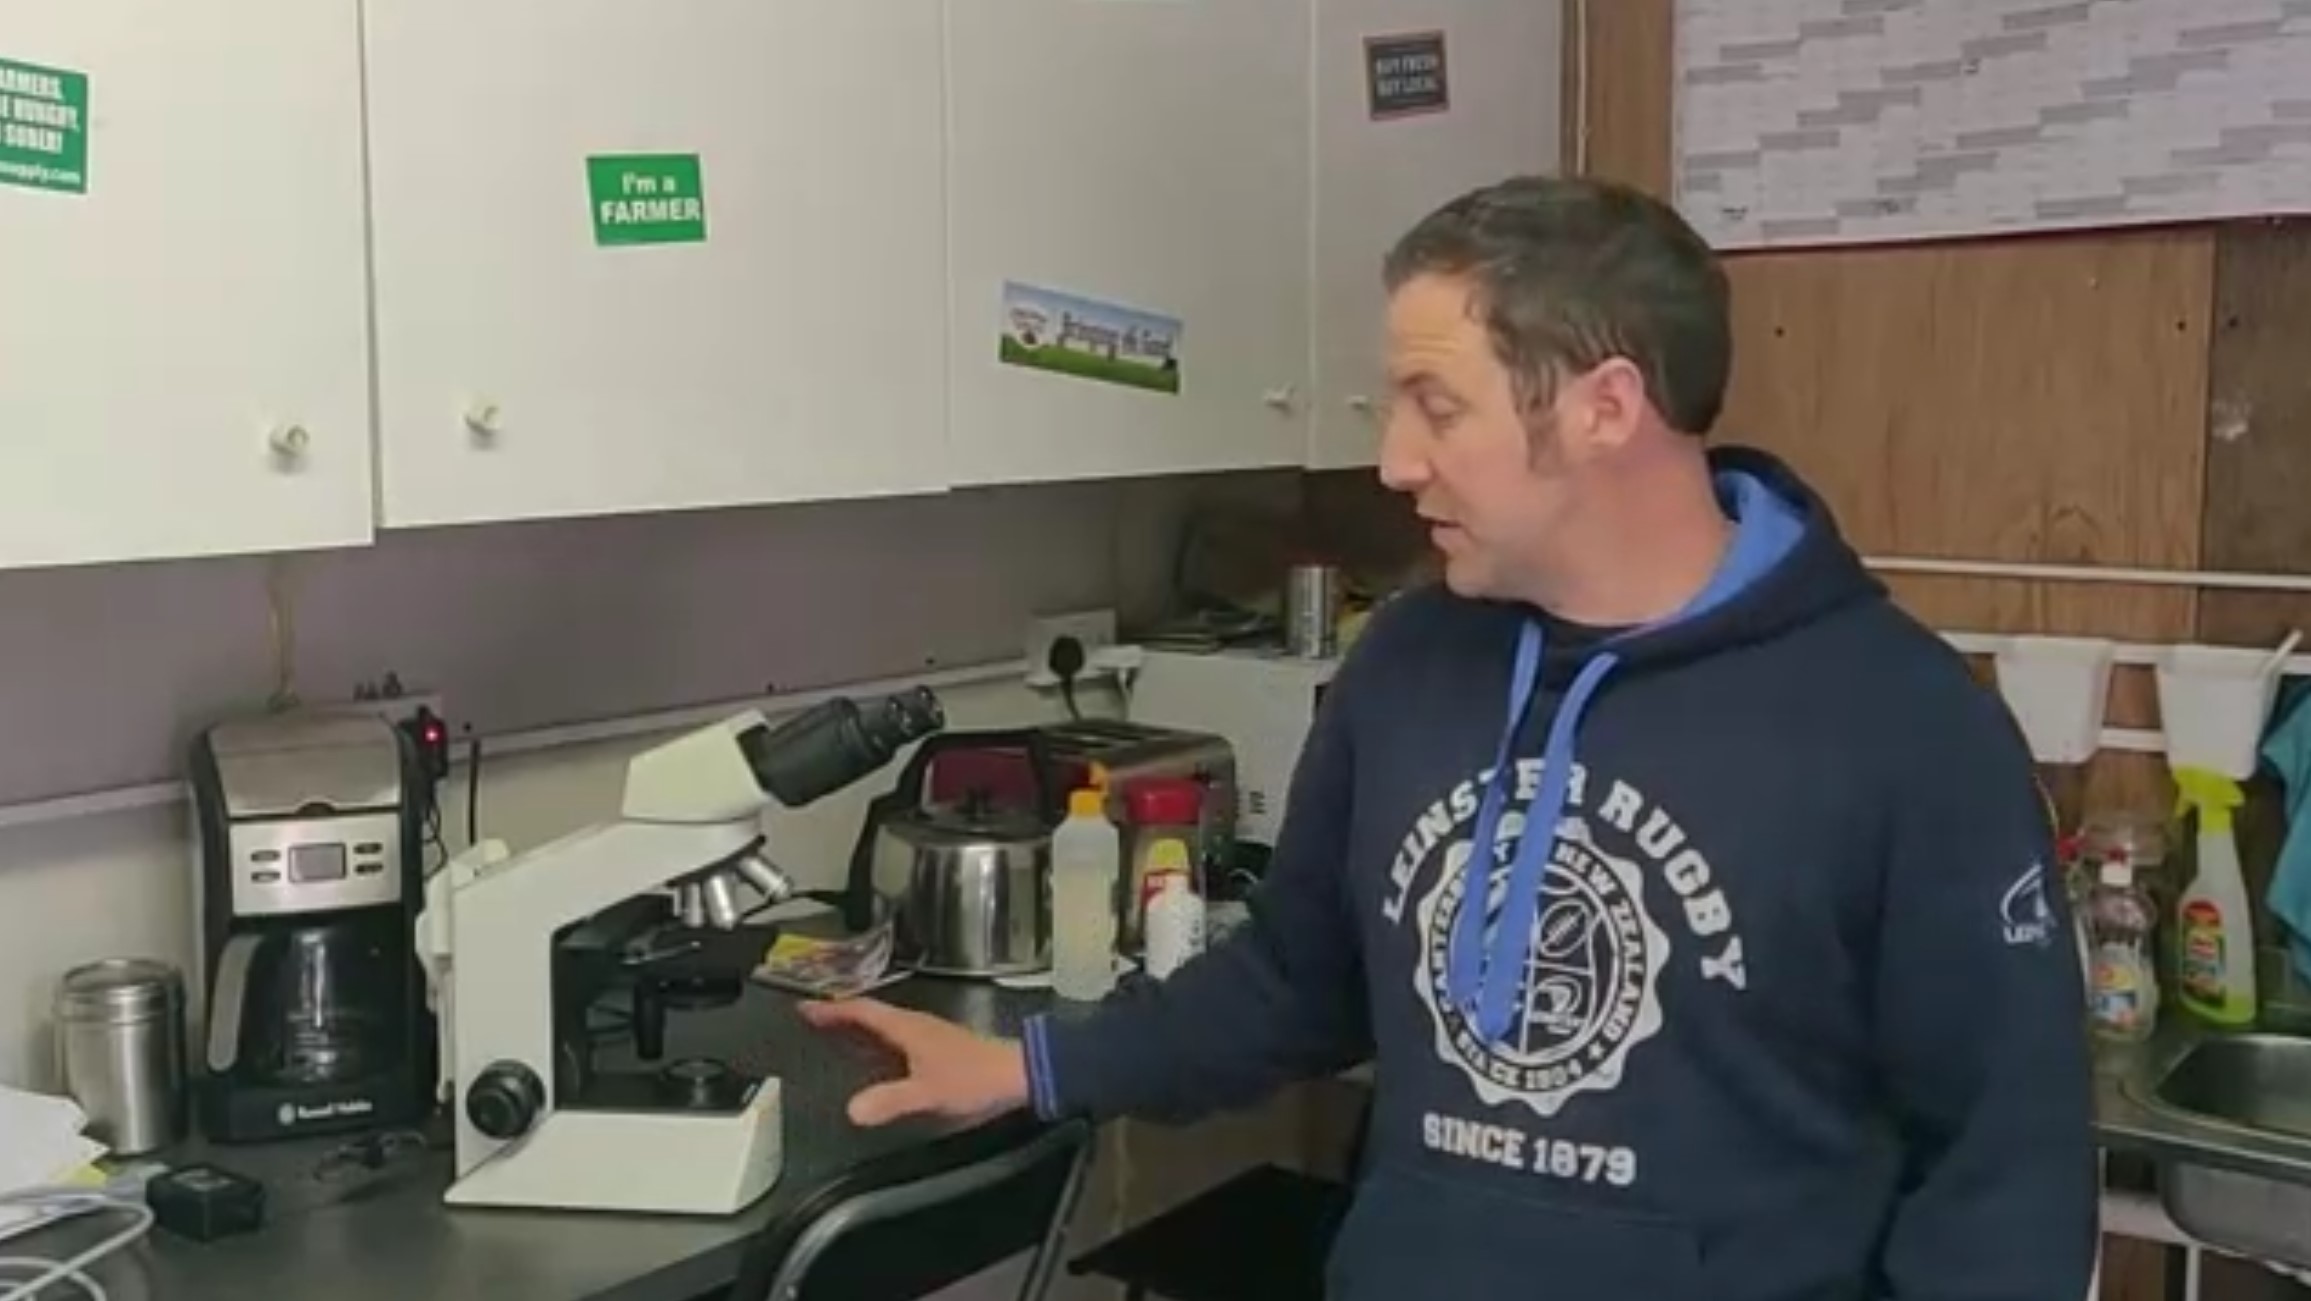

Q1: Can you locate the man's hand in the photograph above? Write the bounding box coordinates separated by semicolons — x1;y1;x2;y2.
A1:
797;997;1033;1127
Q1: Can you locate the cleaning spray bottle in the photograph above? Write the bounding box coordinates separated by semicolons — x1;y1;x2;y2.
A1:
2174;765;2256;1026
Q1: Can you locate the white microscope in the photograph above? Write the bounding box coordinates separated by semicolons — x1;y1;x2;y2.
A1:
416;687;943;1216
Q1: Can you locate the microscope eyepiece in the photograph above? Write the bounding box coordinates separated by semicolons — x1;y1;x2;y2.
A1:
739;685;946;808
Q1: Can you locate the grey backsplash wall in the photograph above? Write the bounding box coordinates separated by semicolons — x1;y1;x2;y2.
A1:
0;470;1317;809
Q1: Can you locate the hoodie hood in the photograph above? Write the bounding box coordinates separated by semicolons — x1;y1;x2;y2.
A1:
1445;443;1878;1043
1526;444;1883;682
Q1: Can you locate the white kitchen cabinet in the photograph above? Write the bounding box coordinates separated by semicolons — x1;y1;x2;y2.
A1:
0;3;375;570
1309;0;1564;469
364;2;950;528
946;0;1313;486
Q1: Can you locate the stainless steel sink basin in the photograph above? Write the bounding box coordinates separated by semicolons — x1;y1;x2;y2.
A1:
2150;1033;2311;1142
2128;1033;2311;1267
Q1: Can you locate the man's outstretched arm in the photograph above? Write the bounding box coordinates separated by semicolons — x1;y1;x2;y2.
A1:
805;658;1371;1129
1024;682;1370;1123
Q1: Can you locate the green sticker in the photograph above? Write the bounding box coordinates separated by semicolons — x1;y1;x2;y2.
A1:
0;56;89;195
587;154;706;246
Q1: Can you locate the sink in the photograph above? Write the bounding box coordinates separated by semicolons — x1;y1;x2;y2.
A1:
2130;1033;2311;1268
2151;1034;2311;1142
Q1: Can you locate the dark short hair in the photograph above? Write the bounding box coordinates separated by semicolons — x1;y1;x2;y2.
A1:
1382;175;1732;436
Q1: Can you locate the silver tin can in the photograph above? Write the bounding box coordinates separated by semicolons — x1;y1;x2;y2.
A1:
1286;563;1340;658
55;957;186;1155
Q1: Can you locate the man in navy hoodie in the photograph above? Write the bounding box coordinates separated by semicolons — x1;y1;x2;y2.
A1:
802;175;2098;1299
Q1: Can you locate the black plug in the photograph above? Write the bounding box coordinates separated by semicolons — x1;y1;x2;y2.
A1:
1048;635;1087;721
401;706;452;785
149;1164;265;1242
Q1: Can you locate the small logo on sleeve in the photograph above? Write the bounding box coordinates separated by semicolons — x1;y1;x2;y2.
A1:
2000;862;2056;948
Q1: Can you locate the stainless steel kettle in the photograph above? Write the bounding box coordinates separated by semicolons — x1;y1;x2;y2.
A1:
841;730;1063;977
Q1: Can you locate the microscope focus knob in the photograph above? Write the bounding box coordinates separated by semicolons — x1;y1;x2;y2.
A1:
466;1060;545;1140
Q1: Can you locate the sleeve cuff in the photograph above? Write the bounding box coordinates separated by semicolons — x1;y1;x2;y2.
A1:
1023;1014;1062;1120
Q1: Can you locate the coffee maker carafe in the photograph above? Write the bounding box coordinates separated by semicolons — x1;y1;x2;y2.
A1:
191;712;435;1142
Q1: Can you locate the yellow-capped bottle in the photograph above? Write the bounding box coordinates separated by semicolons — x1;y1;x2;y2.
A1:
1051;787;1120;1001
2174;766;2256;1026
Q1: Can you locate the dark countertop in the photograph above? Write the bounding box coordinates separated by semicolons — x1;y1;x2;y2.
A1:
25;964;1061;1301
36;936;2309;1301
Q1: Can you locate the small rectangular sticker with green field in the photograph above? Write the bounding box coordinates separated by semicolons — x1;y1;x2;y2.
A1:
0;55;89;195
999;280;1182;396
587;153;706;246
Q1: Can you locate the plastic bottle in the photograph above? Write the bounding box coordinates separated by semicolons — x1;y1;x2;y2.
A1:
2087;856;2158;1043
2052;831;2093;992
1144;867;1208;980
2080;808;2173;933
1120;777;1206;953
2173;766;2256;1026
1051;787;1121;1001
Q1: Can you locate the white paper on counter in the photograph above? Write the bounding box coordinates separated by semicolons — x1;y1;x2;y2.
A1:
0;1084;107;1242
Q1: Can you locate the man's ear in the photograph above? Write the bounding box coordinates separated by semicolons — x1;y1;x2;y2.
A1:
1587;358;1651;450
1553;357;1648;461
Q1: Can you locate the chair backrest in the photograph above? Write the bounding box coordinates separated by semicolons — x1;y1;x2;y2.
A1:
729;1113;1096;1301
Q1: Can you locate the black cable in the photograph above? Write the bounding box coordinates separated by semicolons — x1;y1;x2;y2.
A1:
465;735;482;848
1048;635;1087;722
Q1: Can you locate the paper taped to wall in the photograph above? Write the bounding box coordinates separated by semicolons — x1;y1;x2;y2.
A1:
1673;0;2311;250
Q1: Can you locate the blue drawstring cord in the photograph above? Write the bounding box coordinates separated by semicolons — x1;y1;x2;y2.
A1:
1445;621;1621;1043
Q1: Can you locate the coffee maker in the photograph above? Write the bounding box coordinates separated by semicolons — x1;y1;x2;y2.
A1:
189;711;435;1142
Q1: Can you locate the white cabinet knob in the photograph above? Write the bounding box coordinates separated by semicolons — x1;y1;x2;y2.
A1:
268;422;311;464
1263;385;1298;412
1346;394;1378;415
464;399;503;438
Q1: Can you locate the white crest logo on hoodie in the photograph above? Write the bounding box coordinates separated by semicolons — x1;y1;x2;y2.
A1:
2000;861;2055;948
1412;813;1672;1119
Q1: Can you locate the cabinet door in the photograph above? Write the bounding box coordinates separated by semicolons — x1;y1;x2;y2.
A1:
365;3;949;528
0;4;374;569
1310;0;1564;469
947;0;1313;486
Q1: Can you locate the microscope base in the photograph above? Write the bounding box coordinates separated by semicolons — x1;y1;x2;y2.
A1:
446;1076;784;1215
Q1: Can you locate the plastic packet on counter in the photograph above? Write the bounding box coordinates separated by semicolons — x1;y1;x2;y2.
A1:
751;922;908;1000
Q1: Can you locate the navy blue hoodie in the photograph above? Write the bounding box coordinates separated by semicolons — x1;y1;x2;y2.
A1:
1022;446;2097;1300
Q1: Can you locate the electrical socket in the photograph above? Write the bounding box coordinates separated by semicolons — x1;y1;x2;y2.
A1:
1025;610;1118;687
312;683;449;732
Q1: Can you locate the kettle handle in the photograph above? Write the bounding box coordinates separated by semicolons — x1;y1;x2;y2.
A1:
836;730;1064;934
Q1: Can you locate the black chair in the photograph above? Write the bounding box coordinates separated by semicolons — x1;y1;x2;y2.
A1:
1065;1163;1353;1301
1066;1088;1371;1301
725;1112;1097;1301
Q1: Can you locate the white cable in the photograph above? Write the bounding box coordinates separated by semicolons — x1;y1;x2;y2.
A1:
0;1193;152;1301
0;1207;147;1301
0;1259;103;1301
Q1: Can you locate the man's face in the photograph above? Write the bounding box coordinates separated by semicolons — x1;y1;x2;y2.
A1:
1377;272;1581;602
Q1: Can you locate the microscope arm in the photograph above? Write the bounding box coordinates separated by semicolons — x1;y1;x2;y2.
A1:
643;686;946;932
